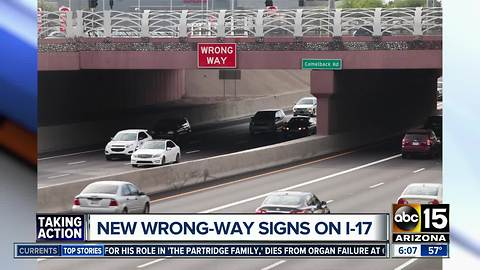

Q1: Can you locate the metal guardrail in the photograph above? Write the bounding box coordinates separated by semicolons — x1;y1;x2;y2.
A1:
38;8;442;39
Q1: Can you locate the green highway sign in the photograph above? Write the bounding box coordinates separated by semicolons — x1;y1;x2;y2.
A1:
302;59;342;70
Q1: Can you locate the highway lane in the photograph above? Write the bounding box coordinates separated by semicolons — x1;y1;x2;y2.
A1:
39;103;442;187
38;139;442;270
38;116;298;187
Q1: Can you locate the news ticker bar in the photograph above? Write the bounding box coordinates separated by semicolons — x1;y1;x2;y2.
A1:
15;243;388;258
392;244;449;258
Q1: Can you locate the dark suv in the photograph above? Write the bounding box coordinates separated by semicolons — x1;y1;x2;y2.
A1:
249;109;287;135
401;129;441;159
150;117;191;141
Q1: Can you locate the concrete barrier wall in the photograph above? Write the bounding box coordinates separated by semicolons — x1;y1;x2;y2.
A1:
38;90;309;155
38;127;401;212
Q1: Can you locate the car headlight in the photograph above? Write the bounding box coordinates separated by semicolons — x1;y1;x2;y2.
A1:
153;154;162;158
167;131;174;135
132;154;138;158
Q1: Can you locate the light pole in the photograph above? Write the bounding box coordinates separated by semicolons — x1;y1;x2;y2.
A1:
328;0;335;10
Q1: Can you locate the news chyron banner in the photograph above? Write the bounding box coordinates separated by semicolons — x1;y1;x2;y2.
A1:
15;214;389;258
391;204;450;258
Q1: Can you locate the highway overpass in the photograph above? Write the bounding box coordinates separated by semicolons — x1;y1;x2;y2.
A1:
38;7;442;136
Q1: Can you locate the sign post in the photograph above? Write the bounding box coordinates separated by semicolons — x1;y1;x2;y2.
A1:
198;43;237;69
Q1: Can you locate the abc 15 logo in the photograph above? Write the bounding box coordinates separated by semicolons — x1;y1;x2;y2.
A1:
392;204;449;233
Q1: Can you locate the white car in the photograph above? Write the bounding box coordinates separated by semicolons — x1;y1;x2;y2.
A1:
131;139;181;167
72;181;150;214
293;97;317;117
397;183;443;205
105;129;152;160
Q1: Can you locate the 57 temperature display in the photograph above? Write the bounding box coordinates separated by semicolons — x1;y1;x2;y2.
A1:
421;245;448;257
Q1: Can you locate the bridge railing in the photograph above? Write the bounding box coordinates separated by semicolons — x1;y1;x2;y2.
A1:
37;7;442;39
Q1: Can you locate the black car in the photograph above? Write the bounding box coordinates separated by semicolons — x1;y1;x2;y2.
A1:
282;116;316;137
424;115;442;139
150;117;191;140
249;109;287;135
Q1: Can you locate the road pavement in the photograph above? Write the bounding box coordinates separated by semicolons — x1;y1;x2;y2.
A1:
38;139;442;270
38;117;297;187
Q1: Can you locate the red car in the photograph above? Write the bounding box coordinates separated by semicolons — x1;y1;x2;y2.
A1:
401;129;441;159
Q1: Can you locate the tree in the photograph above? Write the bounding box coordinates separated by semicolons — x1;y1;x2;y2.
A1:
385;0;442;8
37;0;57;11
339;0;384;8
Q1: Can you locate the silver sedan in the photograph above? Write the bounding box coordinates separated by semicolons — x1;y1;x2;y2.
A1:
256;191;330;214
72;181;150;214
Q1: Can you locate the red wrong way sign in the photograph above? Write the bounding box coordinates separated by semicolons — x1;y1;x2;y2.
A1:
197;43;237;69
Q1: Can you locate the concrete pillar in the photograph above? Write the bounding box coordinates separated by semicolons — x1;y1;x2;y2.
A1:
310;70;335;135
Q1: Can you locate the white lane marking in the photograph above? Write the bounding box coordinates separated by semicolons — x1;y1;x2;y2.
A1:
185;150;200;154
47;174;71;179
413;168;425;173
200;154;400;213
261;260;286;270
136;257;171;268
37;258;47;262
369;182;384;189
67;161;86;165
139;153;399;268
38;149;103;161
326;200;334;204
394;258;418;270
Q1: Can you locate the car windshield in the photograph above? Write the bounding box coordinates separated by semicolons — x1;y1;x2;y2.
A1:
141;141;166;150
290;118;309;124
81;183;118;194
263;194;305;206
254;111;275;120
404;185;439;196
112;132;136;141
297;98;314;105
405;133;428;141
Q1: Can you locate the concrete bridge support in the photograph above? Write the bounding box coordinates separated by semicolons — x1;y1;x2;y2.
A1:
312;69;441;135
